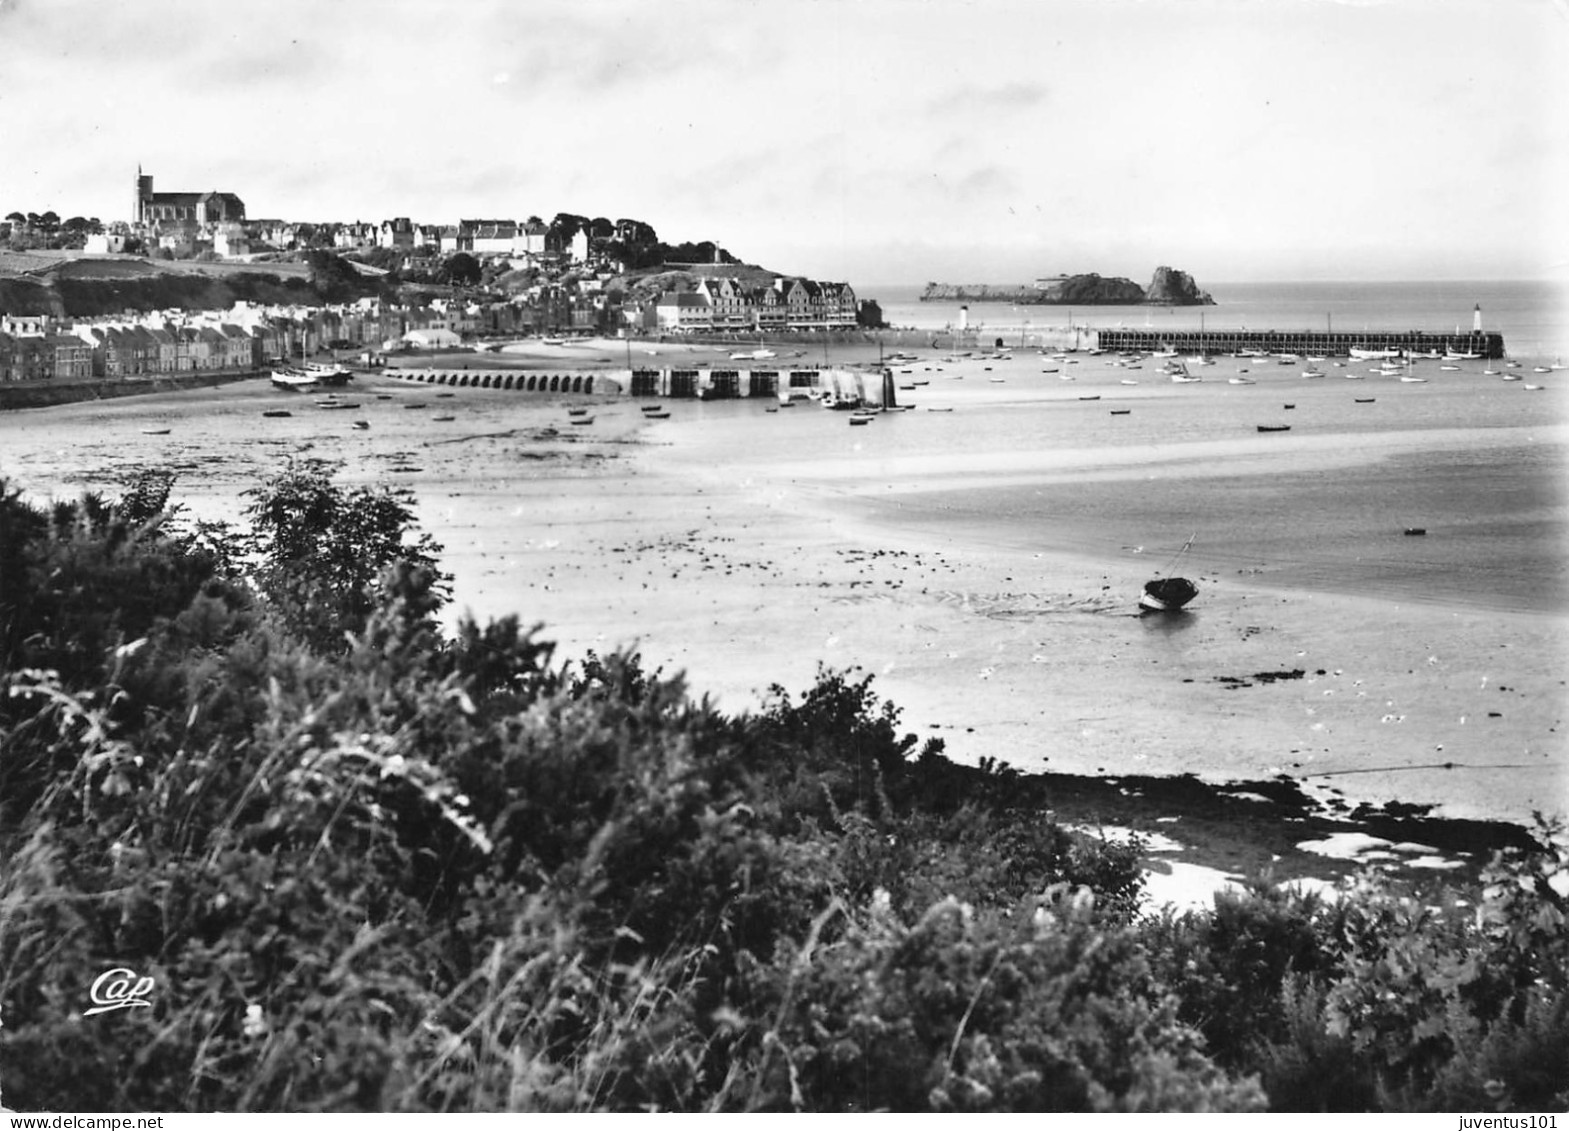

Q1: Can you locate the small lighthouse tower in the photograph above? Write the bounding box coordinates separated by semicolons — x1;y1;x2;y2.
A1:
1473;303;1482;333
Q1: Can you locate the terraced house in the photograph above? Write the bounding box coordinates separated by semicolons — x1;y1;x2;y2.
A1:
658;276;858;334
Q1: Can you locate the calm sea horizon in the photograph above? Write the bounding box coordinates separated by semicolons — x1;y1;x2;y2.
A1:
859;280;1569;361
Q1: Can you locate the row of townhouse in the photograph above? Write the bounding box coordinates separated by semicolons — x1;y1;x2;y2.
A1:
0;333;94;383
307;218;583;263
653;277;859;334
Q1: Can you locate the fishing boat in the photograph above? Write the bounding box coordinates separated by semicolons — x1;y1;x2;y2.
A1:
270;368;318;391
302;361;353;386
1139;534;1199;613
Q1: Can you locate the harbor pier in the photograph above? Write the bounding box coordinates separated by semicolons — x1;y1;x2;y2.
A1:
1091;328;1505;359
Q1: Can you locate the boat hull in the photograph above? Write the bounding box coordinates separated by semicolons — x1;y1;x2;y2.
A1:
1139;577;1198;612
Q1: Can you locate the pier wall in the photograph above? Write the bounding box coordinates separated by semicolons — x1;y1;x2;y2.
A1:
389;365;870;400
1091;329;1505;359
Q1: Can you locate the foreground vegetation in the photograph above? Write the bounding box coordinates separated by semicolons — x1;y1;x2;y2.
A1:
0;465;1564;1112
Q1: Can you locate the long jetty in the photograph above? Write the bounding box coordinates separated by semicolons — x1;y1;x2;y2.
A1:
388;364;884;400
1092;328;1505;359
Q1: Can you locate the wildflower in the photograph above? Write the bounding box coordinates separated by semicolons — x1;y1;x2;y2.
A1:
242;1003;269;1039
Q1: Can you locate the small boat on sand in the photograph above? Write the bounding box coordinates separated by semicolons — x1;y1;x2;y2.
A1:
1257;424;1291;432
261;410;292;418
140;427;171;435
1139;534;1199;613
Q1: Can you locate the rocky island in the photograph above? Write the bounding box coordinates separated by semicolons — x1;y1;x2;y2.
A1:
921;265;1214;306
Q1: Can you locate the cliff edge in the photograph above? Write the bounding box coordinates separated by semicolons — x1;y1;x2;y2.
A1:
1144;265;1214;306
921;267;1213;305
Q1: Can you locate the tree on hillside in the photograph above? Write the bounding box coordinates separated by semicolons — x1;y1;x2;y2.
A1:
439;252;482;287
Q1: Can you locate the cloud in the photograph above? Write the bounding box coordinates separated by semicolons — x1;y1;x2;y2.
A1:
927;81;1048;117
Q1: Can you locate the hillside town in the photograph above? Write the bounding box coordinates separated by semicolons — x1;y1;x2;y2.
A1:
0;169;870;384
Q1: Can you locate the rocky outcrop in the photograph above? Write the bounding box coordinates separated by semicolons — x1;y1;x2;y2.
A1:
922;268;1212;305
1144;266;1214;306
1037;273;1147;305
919;283;1046;303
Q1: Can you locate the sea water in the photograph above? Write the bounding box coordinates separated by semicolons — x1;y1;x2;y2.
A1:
661;281;1569;616
867;279;1569;361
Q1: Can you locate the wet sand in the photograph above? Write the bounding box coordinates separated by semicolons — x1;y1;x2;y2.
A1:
1;341;1564;899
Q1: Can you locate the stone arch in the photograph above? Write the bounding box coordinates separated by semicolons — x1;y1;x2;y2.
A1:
504;375;515;390
549;375;560;392
583;376;594;394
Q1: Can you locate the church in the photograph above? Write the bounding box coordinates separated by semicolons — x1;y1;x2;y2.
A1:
132;167;245;228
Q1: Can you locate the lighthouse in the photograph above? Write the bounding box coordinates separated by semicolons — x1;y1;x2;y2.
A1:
1473;303;1482;333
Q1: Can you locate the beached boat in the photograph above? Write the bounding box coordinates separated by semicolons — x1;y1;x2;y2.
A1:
1302;368;1326;379
848;416;871;426
1257;424;1291;432
1139;535;1198;612
140;427;171;435
1228;377;1256;385
1400;375;1428;383
302;361;353;386
1110;409;1131;415
261;409;292;418
1349;346;1400;360
270;368;318;392
1443;349;1482;361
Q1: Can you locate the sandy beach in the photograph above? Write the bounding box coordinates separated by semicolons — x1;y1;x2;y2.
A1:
2;340;1564;894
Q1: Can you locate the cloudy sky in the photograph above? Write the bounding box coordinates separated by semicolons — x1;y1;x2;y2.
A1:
2;0;1565;285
